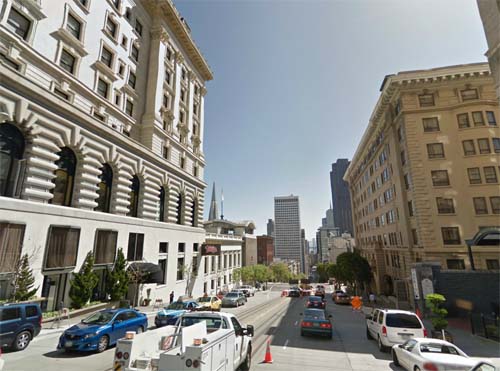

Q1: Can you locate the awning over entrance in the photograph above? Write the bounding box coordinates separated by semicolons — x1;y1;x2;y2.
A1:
127;262;164;284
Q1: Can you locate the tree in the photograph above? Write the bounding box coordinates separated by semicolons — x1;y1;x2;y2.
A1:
317;263;331;282
106;248;129;301
11;254;38;301
252;265;271;284
232;268;242;283
335;252;372;294
69;252;99;309
270;263;290;283
426;293;448;331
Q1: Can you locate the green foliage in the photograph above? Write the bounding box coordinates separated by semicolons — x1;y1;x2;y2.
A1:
11;254;38;301
233;265;272;285
106;248;129;301
317;263;330;282
232;268;241;283
69;252;99;309
270;263;291;283
425;293;448;330
335;252;372;286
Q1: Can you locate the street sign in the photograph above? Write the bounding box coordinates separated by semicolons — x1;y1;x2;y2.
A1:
411;268;420;300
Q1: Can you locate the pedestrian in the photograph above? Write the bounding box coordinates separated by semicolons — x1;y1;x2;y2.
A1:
169;291;174;304
369;292;376;306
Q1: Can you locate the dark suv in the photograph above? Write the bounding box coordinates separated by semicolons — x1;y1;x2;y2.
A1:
0;303;42;351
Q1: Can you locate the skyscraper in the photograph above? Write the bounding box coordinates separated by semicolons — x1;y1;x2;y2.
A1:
330;159;354;235
208;182;219;221
266;219;275;237
274;195;302;269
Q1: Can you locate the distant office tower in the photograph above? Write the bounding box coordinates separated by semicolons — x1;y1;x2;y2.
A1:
208;183;219;221
267;219;275;237
330;159;353;235
274;196;302;269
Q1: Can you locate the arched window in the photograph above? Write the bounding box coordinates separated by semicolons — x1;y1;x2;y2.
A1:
176;193;184;225
95;164;113;212
191;199;198;227
128;175;140;217
0;123;25;197
51;147;77;206
159;187;167;222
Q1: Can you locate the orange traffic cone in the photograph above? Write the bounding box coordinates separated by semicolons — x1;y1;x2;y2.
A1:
263;339;273;364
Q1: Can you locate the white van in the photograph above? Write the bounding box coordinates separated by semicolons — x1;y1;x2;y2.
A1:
366;309;427;352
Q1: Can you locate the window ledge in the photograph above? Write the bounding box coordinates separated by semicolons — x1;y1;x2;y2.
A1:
92;61;119;82
102;29;119;45
51;28;88;56
122;84;138;99
437;213;457;216
16;0;47;20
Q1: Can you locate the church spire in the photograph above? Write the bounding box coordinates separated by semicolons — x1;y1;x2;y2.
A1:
208;182;219;220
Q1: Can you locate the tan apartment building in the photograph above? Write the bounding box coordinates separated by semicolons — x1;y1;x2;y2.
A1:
344;63;500;305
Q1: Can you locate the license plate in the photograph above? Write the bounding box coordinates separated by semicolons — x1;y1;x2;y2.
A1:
399;333;412;337
161;320;167;324
313;323;319;327
65;341;73;347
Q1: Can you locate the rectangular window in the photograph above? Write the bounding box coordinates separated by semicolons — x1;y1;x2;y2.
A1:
125;99;134;116
431;170;449;186
462;140;476;156
467;167;482;184
7;8;31;40
486;111;497;126
193;166;198;177
121;34;128;49
487;259;500;270
105;17;117;39
491;197;500;214
114;92;121;106
472;111;485;126
94;230;117;264
158;258;166;284
128;71;136;89
411;229;418;245
66;13;82;40
131;44;139;62
165;70;171;84
403;173;410;190
181;88;186;102
163;146;169;159
460;89;479;101
163;94;169;108
447;259;465;270
59;49;76;74
180;111;185;123
135;20;143;36
45;226;80;268
493;138;500;153
180;157;185;169
436;198;455;214
400;150;406;165
441;227;461;245
484;166;498;183
54;88;69;101
97;78;109;98
418;93;435;107
127;233;144;261
473;197;488;215
100;46;113;68
0;223;25;273
422;117;439;132
408;201;414;217
159;242;168;254
457;113;470;129
166;47;172;61
0;54;20;70
182;68;186;80
192;256;198;273
427;143;444;159
478;138;491;154
93;112;105;122
177;257;184;280
193;243;199;253
178;242;185;253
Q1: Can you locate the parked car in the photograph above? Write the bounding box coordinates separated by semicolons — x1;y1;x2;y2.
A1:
392;338;477;371
222;292;246;307
306;296;326;310
155;300;199;327
58;308;147;353
469;362;498;371
334;292;351;305
196;296;222;311
230;290;248;302
332;290;345;300
288;287;301;297
366;309;426;352
300;308;332;338
0;303;42;351
0;347;4;371
238;285;256;297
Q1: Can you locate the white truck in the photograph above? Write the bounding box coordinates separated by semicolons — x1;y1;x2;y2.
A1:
113;311;254;371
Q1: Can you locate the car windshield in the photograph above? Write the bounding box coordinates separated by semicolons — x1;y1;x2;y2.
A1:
82;311;114;325
420;343;461;355
304;310;325;320
309;296;322;302
225;293;238;298
386;313;422;328
168;302;187;310
198;297;212;303
180;316;226;331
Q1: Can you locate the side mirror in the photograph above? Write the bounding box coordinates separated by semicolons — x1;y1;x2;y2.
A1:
246;325;254;337
398;344;404;349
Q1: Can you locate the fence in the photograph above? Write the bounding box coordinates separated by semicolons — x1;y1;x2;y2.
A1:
470;313;499;341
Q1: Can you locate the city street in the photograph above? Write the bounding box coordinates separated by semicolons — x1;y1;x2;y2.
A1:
4;285;499;371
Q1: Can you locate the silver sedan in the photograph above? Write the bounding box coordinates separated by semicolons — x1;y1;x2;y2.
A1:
221;292;246;307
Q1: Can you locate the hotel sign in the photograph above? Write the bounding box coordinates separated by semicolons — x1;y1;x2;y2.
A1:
201;244;221;256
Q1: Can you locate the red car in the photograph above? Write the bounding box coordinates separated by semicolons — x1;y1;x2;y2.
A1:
306;296;326;309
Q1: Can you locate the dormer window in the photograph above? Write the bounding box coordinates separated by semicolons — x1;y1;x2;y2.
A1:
7;8;31;40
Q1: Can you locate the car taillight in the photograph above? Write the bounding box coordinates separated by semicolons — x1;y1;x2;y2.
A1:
423;362;438;371
320;323;332;329
193;360;200;368
382;326;387;337
423;328;428;338
123;352;129;360
116;351;123;359
301;321;312;327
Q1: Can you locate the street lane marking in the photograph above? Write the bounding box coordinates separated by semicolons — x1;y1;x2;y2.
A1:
283;339;289;350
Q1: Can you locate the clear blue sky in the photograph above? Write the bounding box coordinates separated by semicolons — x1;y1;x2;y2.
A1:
174;0;488;240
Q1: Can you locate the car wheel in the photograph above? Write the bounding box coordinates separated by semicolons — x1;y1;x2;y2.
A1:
13;331;31;351
240;345;252;371
377;336;386;353
392;350;400;366
97;335;109;353
366;327;372;340
136;326;144;334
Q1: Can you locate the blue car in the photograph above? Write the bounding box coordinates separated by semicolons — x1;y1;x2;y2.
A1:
0;303;42;351
58;309;147;353
154;301;199;327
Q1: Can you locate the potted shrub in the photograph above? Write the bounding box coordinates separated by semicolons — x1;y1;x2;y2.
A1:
425;293;453;342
